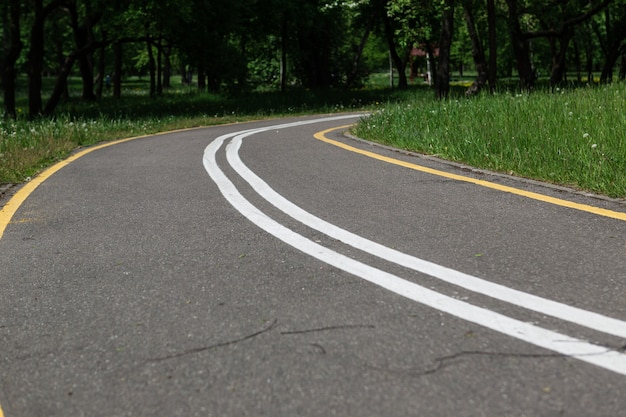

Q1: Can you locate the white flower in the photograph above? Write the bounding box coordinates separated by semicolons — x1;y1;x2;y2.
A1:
591;143;597;149
583;133;590;139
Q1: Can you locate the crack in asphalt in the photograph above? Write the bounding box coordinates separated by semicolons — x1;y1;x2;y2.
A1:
280;324;375;335
146;319;278;362
363;345;626;379
421;350;570;376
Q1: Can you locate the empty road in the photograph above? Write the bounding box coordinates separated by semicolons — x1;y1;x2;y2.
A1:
1;114;626;416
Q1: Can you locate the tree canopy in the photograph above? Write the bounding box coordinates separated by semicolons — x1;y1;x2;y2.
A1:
1;0;625;118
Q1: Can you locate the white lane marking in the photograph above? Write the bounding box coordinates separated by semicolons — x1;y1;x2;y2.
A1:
203;116;626;376
226;131;626;340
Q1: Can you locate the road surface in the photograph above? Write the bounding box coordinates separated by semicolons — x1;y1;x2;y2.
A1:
1;114;626;416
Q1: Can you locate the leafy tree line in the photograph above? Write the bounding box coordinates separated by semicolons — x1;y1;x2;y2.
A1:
1;0;625;119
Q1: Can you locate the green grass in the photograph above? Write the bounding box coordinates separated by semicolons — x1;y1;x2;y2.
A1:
354;83;626;198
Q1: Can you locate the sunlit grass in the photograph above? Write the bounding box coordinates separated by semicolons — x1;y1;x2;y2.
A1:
353;83;626;198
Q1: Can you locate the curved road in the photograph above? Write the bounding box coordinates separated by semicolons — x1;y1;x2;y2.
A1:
1;114;626;416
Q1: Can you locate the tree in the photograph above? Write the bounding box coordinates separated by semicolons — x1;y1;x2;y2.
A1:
385;0;442;90
382;0;411;89
595;0;626;82
462;0;488;95
28;0;65;118
346;1;381;89
505;0;612;90
487;0;497;91
1;0;22;119
436;0;455;99
528;0;611;86
505;0;536;91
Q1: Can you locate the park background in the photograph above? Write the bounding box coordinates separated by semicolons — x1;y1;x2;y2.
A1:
1;0;625;197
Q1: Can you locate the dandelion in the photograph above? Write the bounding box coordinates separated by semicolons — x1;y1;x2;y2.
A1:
583;133;590;139
591;143;597;149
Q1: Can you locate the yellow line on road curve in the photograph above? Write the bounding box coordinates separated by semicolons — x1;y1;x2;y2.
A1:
315;125;626;222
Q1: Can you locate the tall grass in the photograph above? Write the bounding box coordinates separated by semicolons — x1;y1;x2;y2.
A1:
354;83;626;198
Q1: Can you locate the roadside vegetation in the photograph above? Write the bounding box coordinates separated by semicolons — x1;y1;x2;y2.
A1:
2;76;625;199
2;1;626;199
0;77;405;184
354;81;626;198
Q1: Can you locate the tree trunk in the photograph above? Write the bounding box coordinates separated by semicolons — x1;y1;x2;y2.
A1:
147;38;156;96
1;0;22;119
280;13;288;92
162;46;171;89
156;38;163;95
28;0;46;117
425;43;437;87
197;59;207;91
345;10;377;89
463;0;488;95
436;0;455;99
95;33;106;98
382;10;408;89
549;29;573;86
600;45;621;82
598;5;626;83
573;39;582;82
65;2;100;101
487;0;497;92
53;26;70;100
506;0;535;91
43;55;76;116
77;52;96;100
44;40;105;115
113;41;122;98
28;0;65;117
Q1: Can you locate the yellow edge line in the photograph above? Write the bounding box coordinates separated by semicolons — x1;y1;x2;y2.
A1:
315;125;626;222
0;127;201;241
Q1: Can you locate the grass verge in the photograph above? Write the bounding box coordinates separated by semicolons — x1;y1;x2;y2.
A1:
354;83;626;198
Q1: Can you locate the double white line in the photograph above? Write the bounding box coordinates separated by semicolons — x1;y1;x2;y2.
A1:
203;115;626;376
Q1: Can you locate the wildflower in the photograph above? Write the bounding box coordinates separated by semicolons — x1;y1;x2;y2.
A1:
583;133;590;139
591;143;597;149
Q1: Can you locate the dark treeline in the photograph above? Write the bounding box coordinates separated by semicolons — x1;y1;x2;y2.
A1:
1;0;625;118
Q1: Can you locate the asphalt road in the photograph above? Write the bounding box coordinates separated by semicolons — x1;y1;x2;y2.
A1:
1;114;626;417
